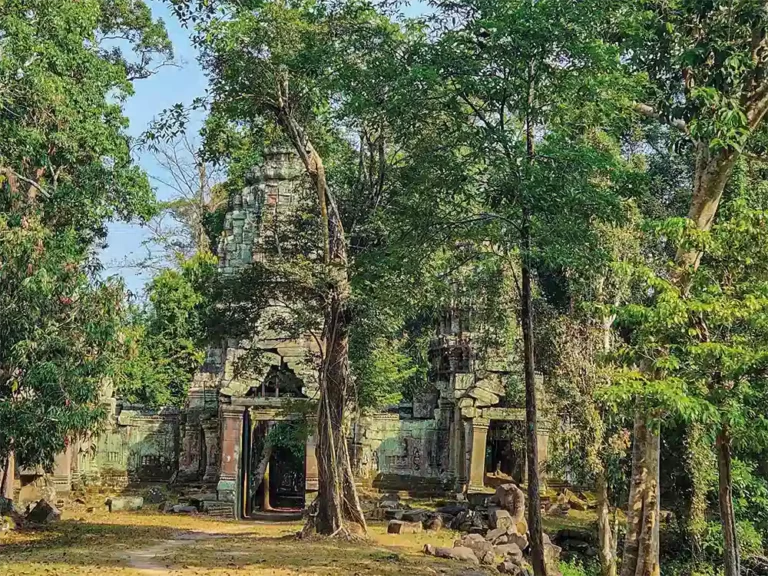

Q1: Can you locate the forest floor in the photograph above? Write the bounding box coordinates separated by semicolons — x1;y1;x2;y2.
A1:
0;497;597;576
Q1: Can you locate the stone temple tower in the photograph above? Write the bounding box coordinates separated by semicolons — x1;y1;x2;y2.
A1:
178;146;320;501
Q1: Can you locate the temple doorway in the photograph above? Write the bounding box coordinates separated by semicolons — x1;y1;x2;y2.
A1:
243;417;306;516
485;420;525;484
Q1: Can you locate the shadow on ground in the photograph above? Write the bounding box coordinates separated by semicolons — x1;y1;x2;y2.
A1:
1;512;489;576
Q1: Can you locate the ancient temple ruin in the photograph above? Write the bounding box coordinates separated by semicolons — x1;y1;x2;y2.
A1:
28;147;550;517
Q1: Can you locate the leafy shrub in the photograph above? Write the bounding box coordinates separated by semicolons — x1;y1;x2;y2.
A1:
560;559;599;576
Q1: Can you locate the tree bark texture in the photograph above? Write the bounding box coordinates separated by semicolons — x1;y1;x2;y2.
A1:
251;438;273;496
685;423;709;565
598;312;617;576
522;207;547;576
522;57;547;576
620;413;660;576
717;425;740;576
597;470;616;576
275;103;366;537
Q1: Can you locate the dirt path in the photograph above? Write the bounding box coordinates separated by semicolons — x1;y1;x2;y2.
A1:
126;531;228;574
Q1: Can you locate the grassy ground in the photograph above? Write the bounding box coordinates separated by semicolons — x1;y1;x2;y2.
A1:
1;489;600;576
1;507;488;576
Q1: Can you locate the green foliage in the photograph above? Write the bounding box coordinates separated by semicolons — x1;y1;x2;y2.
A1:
0;1;172;239
115;252;216;406
0;215;127;468
560;558;600;576
0;0;170;470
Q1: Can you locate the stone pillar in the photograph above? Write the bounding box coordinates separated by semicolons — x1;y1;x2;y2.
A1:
217;405;245;503
202;419;220;483
1;452;15;499
457;418;473;491
449;406;463;490
435;398;454;476
305;432;319;495
536;420;550;490
468;418;490;492
52;445;72;495
70;440;81;490
178;417;202;481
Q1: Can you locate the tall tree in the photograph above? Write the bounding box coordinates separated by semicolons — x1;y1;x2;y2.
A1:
169;0;419;535
0;0;171;474
619;4;768;574
391;1;641;571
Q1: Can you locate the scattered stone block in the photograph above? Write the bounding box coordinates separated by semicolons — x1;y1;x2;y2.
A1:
456;534;495;561
486;527;507;543
564;490;588;511
107;496;143;512
430;545;480;564
492;483;526;523
384;509;404;520
18;478;56;507
402;509;429;523
505;529;528;551
387;519;422;534
26;500;60;524
498;560;528;575
490;508;514;530
495;543;523;564
424;514;443;532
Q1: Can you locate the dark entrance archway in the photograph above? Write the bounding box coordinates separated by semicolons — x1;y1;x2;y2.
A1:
242;416;307;516
485;420;525;484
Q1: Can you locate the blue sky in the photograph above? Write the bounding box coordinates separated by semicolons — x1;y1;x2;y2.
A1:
101;0;205;297
104;0;429;297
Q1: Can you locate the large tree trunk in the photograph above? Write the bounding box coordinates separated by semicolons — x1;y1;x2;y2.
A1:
251;438;273;495
275;104;366;537
621;142;739;575
313;288;367;535
717;424;740;576
620;413;660;576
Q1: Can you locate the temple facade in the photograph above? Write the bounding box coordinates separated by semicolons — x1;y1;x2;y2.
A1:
24;147;550;518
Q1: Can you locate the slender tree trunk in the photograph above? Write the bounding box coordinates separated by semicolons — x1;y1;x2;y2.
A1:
685;423;708;565
597;312;617;576
597;470;616;576
717;424;739;576
275;105;366;537
522;57;547;576
522;209;546;576
620;413;660;576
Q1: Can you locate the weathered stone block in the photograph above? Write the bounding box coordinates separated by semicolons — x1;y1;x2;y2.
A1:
107;496;143;512
424;544;479;565
468;387;500;407
26;500;60;524
387;519;422;534
489;509;513;530
495;543;523;564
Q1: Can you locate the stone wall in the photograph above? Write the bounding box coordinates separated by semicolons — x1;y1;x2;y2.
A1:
22;403;181;495
354;413;453;493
